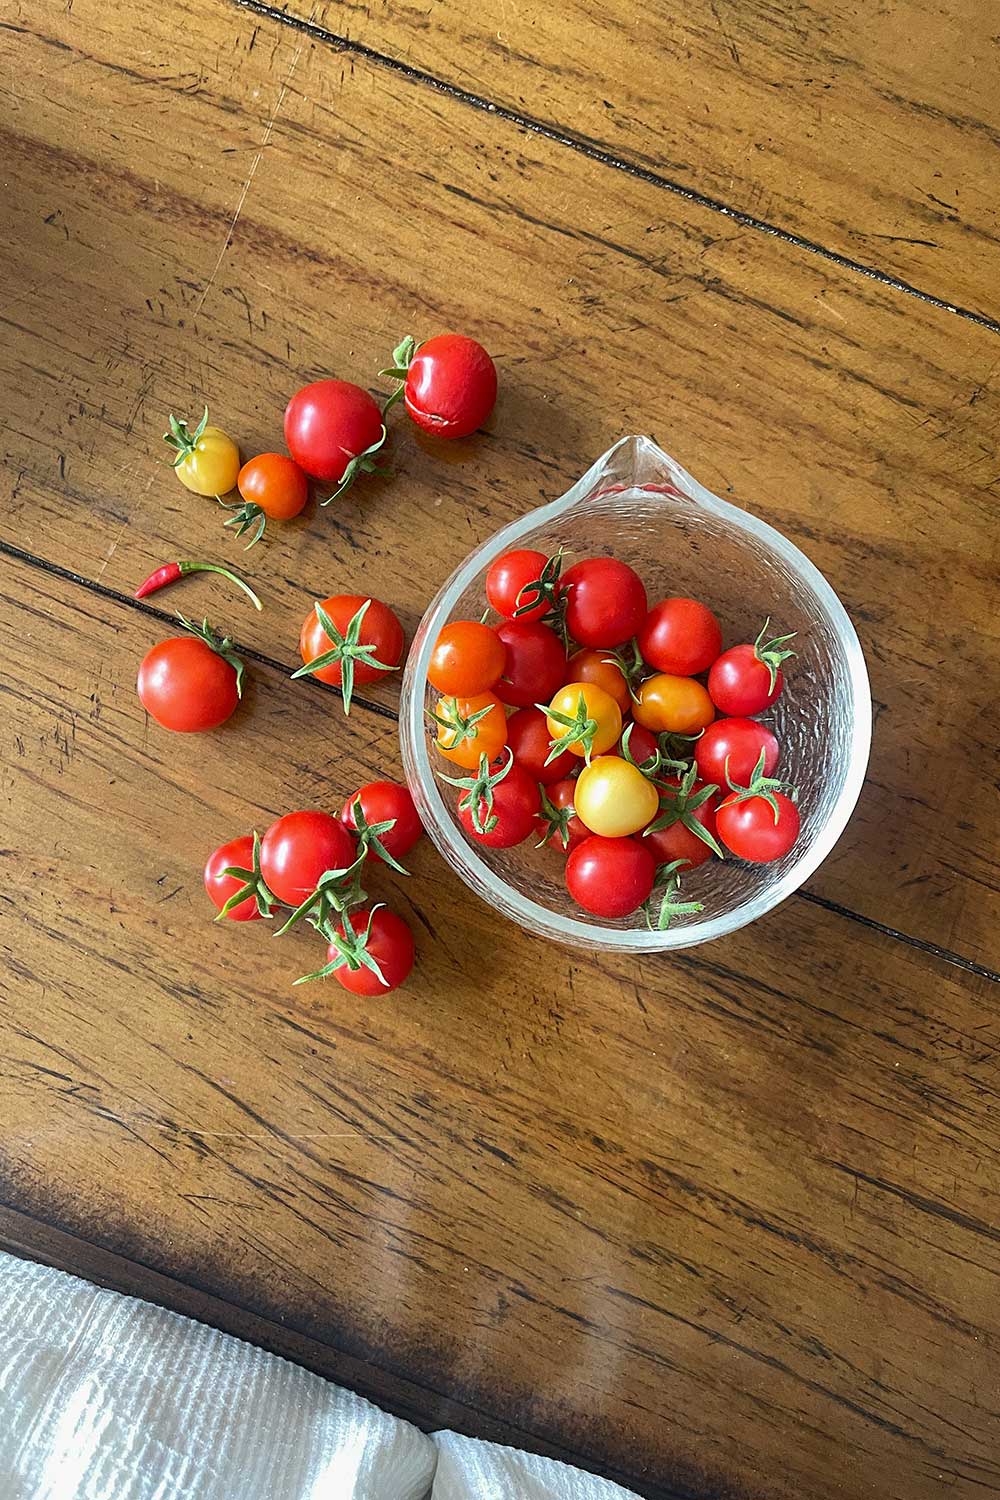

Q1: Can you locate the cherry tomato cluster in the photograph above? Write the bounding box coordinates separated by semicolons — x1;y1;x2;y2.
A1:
204;782;424;993
427;550;801;927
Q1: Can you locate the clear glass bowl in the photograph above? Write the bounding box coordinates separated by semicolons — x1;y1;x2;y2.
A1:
400;436;871;952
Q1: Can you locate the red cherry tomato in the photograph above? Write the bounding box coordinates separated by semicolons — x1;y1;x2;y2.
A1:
536;779;591;854
638;597;722;676
565;836;656;918
694;718;780;789
717;791;800;863
458;763;540;848
429;621;506;697
341;781;423;864
643;773;722;871
561;557;648;648
204;836;261;922
616;722;659;767
486;549;550;622
403;335;497;439
298;595;404;690
259;811;356;907
708;623;796;715
284;379;384;485
494;619;567;708
137;634;240;733
506;707;576;784
237;453;308;520
328;908;415;995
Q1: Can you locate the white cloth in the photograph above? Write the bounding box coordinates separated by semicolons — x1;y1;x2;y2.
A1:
0;1251;641;1500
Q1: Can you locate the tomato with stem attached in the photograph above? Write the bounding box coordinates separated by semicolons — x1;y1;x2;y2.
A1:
574;756;660;838
259;811;358;908
561;557;647;648
429;620;506;697
633;673;715;735
137;617;244;732
694;718;779;789
299;906;415;994
294;595;403;713
486;549;551;622
565;836;656;918
638;597;722;676
163;408;240;496
506;707;576;784
225;453;309;546
381;334;497;438
444;752;541;849
643;766;723;870
544;682;622;763
432;693;507;770
536;780;591;853
716;752;801;862
565;648;631;710
494;619;566;708
708;619;797;716
284;379;386;500
204;836;265;922
341;781;423;867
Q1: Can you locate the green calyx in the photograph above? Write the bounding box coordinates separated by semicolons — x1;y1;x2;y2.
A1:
378;334;419;416
438;749;513;836
535;785;575;850
723;748;798;824
541;689;599;765
290;598;399;716
753;617;798;694
219;497;267;549
604;638;646;703
618;722;685;780
644;762;725;860
644;859;704;931
294;905;389;987
320;426;388;506
345;795;409;876
272;851;369;941
217;830;278;919
177;614;246;698
427;696;496;748
513;549;569;645
163;406;209;467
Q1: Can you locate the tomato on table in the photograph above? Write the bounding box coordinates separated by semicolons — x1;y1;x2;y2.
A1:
536;780;591;854
573;756;660;838
382;333;497;439
296;595;404;713
633;673;714;735
506;707;576;784
341;781;423;865
137;620;243;733
708;620;797;716
284;379;386;498
163;408;240;496
204;836;263;922
565;648;631;711
694;718;780;789
561;557;648;648
545;682;622;762
305;907;415;994
638;597;722;676
228;452;309;544
429;620;506;697
486;549;552;622
565;836;656;918
432;693;507;769
494;619;566;708
259;811;357;907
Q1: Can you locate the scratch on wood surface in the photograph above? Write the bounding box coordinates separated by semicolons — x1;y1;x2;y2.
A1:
193;30;306;318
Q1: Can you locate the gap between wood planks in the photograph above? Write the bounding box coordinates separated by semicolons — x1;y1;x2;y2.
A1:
232;0;1000;339
0;1202;689;1500
3;537;997;987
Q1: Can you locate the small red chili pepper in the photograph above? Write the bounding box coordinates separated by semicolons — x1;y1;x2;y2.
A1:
134;559;262;611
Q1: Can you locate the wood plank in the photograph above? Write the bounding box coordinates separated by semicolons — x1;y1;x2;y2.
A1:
274;0;1000;322
2;550;1000;1500
2;0;998;966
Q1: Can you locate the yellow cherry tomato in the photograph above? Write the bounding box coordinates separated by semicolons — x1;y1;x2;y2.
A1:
545;681;622;761
434;693;507;770
633;673;715;735
574;756;660;838
164;409;241;497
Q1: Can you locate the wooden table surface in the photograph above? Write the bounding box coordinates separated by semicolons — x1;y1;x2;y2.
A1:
2;3;999;1496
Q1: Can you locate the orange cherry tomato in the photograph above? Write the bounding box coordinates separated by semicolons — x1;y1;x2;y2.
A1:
545;682;622;761
237;453;309;520
565;648;630;711
433;693;507;770
633;674;715;735
429;621;506;697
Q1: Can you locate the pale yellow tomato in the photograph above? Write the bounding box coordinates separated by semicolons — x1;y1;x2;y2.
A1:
545;682;622;761
165;409;241;496
574;756;660;837
633;673;714;735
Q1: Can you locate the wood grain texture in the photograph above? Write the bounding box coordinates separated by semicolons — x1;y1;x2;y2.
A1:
262;0;1000;322
2;552;1000;1500
3;0;999;965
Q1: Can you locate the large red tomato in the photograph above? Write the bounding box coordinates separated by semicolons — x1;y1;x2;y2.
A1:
284;379;385;490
